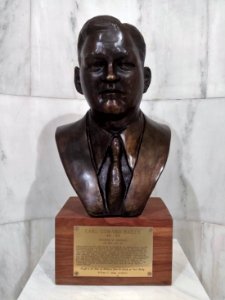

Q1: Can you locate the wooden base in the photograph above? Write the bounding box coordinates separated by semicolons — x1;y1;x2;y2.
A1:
55;197;173;285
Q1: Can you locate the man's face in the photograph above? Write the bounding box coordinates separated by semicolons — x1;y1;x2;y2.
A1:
76;26;149;116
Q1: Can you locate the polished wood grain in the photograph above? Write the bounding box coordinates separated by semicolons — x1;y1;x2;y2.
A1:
55;197;173;285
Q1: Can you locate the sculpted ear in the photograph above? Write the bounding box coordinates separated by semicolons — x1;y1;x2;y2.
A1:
74;67;83;94
143;67;151;93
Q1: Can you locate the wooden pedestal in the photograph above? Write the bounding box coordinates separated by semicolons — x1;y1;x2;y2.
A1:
55;197;173;285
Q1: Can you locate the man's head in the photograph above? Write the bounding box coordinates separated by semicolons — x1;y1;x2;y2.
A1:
75;15;151;121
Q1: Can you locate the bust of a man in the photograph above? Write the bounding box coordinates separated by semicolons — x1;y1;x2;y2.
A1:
56;15;171;217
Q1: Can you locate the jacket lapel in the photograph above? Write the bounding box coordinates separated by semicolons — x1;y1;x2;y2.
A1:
56;115;105;216
124;115;171;216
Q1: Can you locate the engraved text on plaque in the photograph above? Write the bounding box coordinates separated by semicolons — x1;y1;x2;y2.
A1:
73;226;153;277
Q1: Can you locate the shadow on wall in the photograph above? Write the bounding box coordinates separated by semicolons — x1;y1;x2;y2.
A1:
25;113;81;222
14;114;84;299
153;122;201;279
172;127;202;280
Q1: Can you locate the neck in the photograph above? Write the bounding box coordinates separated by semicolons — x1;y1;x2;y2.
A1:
90;108;140;132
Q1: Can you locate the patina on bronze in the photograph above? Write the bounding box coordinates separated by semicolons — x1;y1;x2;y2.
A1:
56;15;171;217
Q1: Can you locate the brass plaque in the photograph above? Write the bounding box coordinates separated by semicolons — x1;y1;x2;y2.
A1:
73;226;153;277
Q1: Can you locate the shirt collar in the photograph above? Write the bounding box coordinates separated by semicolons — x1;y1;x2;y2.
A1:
86;110;145;173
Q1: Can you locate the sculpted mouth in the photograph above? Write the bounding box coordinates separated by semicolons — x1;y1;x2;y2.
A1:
99;89;125;104
100;89;123;94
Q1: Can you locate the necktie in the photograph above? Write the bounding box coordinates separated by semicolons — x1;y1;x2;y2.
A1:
106;135;126;212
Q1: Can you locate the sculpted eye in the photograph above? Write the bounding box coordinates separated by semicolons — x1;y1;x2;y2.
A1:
117;62;135;71
89;61;105;72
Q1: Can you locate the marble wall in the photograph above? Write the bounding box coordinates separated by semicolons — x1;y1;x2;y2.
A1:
0;0;225;299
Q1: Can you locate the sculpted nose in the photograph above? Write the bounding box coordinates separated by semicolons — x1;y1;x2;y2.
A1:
106;63;117;81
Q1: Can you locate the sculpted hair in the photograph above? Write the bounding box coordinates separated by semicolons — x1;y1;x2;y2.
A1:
77;15;146;64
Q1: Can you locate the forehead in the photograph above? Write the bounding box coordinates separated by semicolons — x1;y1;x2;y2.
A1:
80;26;139;59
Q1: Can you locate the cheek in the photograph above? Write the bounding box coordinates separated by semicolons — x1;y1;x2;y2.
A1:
81;74;99;95
124;75;144;95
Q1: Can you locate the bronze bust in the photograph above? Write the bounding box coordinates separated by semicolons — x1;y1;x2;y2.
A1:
56;16;171;217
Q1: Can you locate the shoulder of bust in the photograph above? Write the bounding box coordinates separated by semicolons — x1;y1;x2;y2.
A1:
144;114;171;146
55;114;87;152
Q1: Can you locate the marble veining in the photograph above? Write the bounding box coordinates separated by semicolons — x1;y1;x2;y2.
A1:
0;0;30;96
201;223;225;300
0;218;54;300
0;94;89;225
173;220;203;278
30;0;208;100
31;0;141;99
141;98;225;225
140;0;208;100
207;0;225;97
2;94;225;298
0;1;225;299
1;0;220;100
1;95;225;226
31;0;79;98
0;221;30;300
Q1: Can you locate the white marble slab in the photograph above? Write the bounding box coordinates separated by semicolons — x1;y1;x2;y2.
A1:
141;0;207;100
0;221;30;300
31;0;207;100
31;0;78;99
173;220;202;277
201;223;225;300
0;94;89;224
0;0;30;96
141;98;225;225
30;218;54;271
0;218;54;300
207;0;225;97
18;239;210;300
174;221;225;300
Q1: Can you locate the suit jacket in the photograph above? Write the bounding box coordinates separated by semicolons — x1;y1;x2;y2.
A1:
56;111;171;217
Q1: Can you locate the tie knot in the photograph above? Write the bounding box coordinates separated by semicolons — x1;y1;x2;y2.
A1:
111;136;121;161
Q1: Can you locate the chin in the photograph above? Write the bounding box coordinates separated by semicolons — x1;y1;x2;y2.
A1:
101;99;126;114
